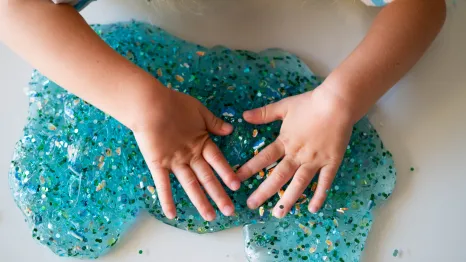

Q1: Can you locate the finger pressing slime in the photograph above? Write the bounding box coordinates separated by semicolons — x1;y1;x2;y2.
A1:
9;21;396;262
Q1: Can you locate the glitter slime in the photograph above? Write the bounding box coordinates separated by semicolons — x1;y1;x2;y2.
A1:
9;21;396;262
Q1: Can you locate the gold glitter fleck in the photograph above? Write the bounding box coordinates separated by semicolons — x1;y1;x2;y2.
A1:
294;204;301;214
105;149;112;157
157;68;163;77
196;51;205;56
97;161;105;169
278;189;285;198
259;170;265;178
115;147;121;156
336;207;348;214
175;75;184;83
297;194;307;204
147;186;156;195
259;206;265;217
252;129;258;138
96;180;106;192
48;124;57;131
298;223;311;235
254;149;259;156
311;182;318;192
39;175;45;184
333;218;339;227
309;246;317;253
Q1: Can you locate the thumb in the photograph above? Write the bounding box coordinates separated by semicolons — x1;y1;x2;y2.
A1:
243;100;287;124
201;107;234;136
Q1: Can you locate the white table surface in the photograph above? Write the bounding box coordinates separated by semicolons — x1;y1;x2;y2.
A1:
1;1;465;261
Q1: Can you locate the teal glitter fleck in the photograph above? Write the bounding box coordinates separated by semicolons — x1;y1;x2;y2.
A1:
393;249;399;257
8;21;396;261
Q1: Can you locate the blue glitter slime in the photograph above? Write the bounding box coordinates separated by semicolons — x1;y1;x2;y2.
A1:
9;21;396;262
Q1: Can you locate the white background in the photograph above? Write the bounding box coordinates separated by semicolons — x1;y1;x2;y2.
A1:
1;0;465;261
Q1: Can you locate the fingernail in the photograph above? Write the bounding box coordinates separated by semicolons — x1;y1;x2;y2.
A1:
247;198;258;209
243;111;253;119
272;208;284;218
165;211;176;220
309;206;318;214
222;123;233;132
222;205;234;216
231;180;241;191
205;211;216;221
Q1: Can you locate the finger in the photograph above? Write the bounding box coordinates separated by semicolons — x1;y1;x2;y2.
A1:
247;157;299;209
243;99;288;124
149;165;176;219
203;139;241;191
272;164;317;218
236;140;285;181
172;165;216;221
191;157;235;216
200;106;233;136
309;164;338;213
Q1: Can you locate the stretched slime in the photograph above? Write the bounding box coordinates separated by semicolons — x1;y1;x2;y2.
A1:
9;21;396;262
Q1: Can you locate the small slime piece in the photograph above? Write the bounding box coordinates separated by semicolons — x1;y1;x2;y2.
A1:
9;21;396;261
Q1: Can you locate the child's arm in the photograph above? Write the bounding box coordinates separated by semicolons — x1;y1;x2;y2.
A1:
0;0;240;221
237;0;446;217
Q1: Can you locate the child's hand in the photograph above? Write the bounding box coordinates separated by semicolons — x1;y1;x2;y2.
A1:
132;88;241;221
237;87;355;218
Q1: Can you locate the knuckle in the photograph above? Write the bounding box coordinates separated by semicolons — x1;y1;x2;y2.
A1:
277;135;289;145
185;177;199;188
190;155;203;166
273;171;288;182
260;106;268;120
318;176;334;188
260;150;274;163
149;159;164;170
211;115;222;129
198;172;216;185
156;184;171;194
327;156;343;166
294;175;308;186
208;150;224;163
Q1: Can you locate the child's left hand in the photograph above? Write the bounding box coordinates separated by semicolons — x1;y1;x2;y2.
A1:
236;86;356;218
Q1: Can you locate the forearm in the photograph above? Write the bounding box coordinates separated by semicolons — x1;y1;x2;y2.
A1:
0;0;167;128
322;0;446;123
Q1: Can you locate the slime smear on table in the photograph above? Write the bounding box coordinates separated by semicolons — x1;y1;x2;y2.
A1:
9;21;396;261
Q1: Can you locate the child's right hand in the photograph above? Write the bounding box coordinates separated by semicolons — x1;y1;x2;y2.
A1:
0;1;240;222
130;87;240;221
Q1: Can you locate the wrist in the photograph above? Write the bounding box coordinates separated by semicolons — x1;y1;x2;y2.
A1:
312;83;362;125
114;78;171;131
